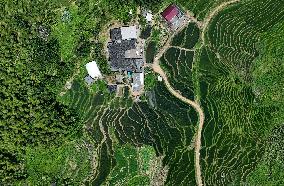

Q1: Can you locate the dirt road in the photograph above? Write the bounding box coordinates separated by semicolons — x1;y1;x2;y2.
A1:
152;59;205;186
149;1;241;185
170;46;195;52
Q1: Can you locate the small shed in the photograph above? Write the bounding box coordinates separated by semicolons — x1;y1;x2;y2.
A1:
132;72;144;93
86;61;102;79
108;84;117;93
85;75;94;85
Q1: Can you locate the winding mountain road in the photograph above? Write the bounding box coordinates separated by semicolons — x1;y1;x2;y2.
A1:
150;1;240;186
152;55;205;186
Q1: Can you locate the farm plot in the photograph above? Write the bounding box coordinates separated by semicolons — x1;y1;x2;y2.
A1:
160;47;195;100
63;80;198;185
104;144;156;186
25;139;92;185
114;83;198;185
194;1;284;184
62;81;127;185
171;22;200;49
197;0;284;182
206;0;284;80
199;75;274;185
146;41;157;64
198;46;278;185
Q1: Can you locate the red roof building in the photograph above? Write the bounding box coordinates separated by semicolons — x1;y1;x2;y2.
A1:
161;5;179;22
161;4;185;30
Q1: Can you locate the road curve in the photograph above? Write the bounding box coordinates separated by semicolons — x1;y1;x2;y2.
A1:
150;1;240;184
151;62;205;186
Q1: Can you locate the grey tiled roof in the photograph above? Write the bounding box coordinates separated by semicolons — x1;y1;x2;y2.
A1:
108;39;143;72
84;75;94;85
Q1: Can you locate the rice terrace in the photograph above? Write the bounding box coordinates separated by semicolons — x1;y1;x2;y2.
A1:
1;0;284;185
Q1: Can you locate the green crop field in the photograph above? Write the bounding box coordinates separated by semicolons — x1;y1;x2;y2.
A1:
161;47;195;100
171;23;200;49
61;79;198;185
145;41;157;64
197;0;284;184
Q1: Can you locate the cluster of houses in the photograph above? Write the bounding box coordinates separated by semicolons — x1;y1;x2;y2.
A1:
108;25;145;98
84;4;185;99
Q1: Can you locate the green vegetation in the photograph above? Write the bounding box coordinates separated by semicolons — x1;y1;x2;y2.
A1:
145;41;157;63
0;1;80;183
247;16;284;185
252;22;284;109
104;144;155;186
2;0;284;185
247;125;284;185
91;80;108;93
161;47;195;100
52;5;82;61
145;28;161;64
171;22;200;49
197;0;284;184
62;76;198;185
24;139;92;185
144;68;157;91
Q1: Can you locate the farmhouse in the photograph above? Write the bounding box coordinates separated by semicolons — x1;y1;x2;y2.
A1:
161;4;185;30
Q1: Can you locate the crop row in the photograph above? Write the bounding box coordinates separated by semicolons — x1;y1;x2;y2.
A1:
206;0;284;80
64;80;198;185
161;47;195;100
198;44;278;185
171;22;200;49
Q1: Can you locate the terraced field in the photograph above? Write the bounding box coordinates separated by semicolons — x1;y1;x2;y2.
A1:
178;0;232;19
197;0;284;184
63;80;198;185
198;47;276;185
161;47;195;100
61;0;284;185
171;23;200;49
206;0;284;77
117;84;198;185
104;144;156;185
159;23;200;101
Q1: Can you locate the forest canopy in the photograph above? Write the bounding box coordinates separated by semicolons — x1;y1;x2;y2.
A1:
0;1;80;183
